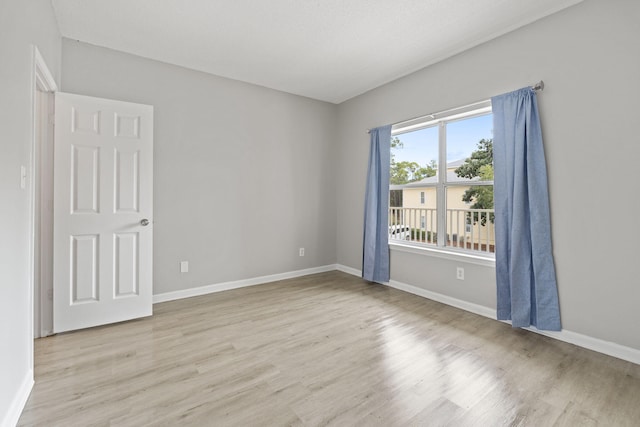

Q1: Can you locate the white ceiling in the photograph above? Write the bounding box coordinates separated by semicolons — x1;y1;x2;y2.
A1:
51;0;583;104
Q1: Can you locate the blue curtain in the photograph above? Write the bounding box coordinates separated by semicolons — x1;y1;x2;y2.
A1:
362;125;392;283
492;88;561;331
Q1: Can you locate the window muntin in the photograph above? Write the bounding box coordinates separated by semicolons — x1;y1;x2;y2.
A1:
388;103;494;256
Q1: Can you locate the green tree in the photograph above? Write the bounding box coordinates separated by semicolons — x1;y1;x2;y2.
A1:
390;160;437;185
391;136;403;152
455;139;493;180
455;139;494;224
390;136;437;184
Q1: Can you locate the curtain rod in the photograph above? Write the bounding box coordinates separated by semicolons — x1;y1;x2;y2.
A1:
366;80;544;134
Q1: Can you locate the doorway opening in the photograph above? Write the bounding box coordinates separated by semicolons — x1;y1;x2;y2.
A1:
31;46;57;340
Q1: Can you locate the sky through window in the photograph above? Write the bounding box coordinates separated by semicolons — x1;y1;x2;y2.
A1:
392;114;493;166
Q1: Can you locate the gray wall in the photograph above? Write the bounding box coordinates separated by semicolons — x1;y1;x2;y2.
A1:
337;0;640;350
0;0;61;422
61;40;338;296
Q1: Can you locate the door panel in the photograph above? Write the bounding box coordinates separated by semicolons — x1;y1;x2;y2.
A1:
71;145;99;213
54;92;153;333
71;234;99;303
114;232;139;297
114;148;140;213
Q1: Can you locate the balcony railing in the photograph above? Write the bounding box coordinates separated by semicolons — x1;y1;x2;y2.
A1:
389;207;495;254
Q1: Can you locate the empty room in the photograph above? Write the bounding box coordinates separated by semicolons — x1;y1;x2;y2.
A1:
2;0;639;425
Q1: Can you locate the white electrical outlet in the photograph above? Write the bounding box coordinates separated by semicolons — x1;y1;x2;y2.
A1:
180;261;189;273
456;267;464;280
299;248;305;256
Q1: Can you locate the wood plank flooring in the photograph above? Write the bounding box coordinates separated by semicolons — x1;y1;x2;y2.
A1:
18;271;640;426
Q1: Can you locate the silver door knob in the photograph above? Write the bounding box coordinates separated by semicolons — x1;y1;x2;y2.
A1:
140;219;150;226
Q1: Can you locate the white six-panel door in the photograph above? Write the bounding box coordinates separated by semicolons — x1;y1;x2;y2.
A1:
53;92;153;333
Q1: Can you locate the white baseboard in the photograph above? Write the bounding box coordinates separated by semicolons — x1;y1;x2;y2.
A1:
387;278;496;319
527;327;640;366
2;370;33;427
335;264;640;366
153;264;338;304
335;264;361;277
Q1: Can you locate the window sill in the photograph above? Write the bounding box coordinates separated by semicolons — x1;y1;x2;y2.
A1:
389;241;496;267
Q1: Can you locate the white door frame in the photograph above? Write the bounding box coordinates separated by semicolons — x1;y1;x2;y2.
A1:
30;46;57;342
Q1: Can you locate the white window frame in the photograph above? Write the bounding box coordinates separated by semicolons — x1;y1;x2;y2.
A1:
420;191;425;204
390;100;494;261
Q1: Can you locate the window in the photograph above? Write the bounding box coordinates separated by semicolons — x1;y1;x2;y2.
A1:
388;101;495;256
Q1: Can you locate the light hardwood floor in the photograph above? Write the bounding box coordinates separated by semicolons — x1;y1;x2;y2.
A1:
19;271;640;426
